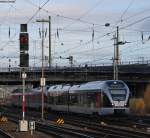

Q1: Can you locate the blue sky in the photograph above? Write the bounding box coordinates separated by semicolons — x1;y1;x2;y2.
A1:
0;0;150;67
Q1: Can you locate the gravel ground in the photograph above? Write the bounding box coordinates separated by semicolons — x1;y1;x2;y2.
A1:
0;120;53;138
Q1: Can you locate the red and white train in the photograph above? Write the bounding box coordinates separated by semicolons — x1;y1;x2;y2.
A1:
10;80;130;115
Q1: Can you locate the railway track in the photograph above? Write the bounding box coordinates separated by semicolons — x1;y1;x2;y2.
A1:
0;128;14;138
62;117;150;138
56;113;150;131
1;107;150;138
4;114;98;138
4;112;150;138
6;114;139;138
96;115;150;131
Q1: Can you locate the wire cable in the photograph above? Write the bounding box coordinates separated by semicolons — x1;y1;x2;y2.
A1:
25;0;106;26
26;0;50;23
120;0;135;22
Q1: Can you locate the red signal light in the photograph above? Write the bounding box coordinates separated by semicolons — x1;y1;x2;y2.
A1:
20;33;29;51
20;36;28;44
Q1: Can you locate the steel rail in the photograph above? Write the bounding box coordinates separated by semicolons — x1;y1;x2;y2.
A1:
0;129;14;138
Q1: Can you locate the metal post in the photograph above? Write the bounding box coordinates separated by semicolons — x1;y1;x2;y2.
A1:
22;71;26;121
116;26;119;65
36;19;47;120
41;21;44;120
49;16;51;68
8;58;11;72
113;35;116;80
113;26;119;80
116;26;119;80
22;75;25;121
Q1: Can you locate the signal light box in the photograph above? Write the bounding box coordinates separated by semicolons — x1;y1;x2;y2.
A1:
20;33;29;51
21;24;27;32
19;24;29;67
20;52;29;67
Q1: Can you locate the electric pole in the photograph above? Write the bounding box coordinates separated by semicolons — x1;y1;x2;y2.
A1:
37;17;51;67
113;35;116;80
116;26;119;65
49;16;51;68
36;19;47;120
113;26;119;80
113;26;127;80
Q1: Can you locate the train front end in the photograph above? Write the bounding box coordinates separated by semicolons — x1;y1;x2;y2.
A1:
105;80;130;115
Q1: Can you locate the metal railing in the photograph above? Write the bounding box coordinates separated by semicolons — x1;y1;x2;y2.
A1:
0;59;150;73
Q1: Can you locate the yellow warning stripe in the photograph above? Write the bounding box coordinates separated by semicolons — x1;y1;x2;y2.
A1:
56;118;64;125
0;116;8;122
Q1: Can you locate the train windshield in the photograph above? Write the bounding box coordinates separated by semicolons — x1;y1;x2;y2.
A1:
106;81;125;88
110;89;126;101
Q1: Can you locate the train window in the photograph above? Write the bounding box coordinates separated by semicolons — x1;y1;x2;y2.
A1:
47;96;54;104
69;94;78;105
87;93;96;107
53;96;58;105
110;89;126;101
53;86;57;89
103;93;112;107
79;94;86;106
106;81;125;88
57;94;67;105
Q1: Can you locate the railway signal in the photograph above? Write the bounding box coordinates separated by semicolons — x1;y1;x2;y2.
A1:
20;52;29;67
19;24;29;68
19;24;29;132
20;33;29;51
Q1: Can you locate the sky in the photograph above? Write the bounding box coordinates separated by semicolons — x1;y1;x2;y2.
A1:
0;0;150;67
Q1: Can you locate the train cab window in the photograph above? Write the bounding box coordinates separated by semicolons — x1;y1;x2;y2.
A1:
106;81;125;88
103;93;112;107
110;89;126;101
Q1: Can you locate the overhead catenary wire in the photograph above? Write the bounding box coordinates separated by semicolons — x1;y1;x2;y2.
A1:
120;14;150;30
61;0;106;30
24;0;150;56
68;44;113;55
120;0;135;22
25;0;106;26
26;0;50;23
1;0;150;67
121;39;150;54
117;7;150;25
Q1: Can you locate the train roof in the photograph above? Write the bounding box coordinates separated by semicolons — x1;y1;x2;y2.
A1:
48;84;71;92
69;81;105;92
32;85;50;92
46;80;126;94
70;80;126;92
11;88;33;93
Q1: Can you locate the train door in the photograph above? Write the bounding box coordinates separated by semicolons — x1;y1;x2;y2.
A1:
96;92;101;108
